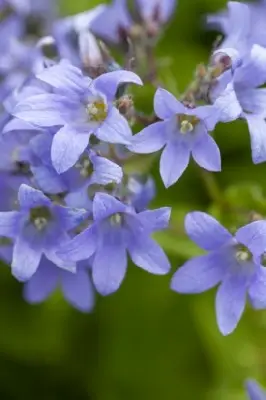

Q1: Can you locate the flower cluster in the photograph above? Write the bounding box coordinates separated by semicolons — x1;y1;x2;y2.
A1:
1;0;266;352
2;0;266;395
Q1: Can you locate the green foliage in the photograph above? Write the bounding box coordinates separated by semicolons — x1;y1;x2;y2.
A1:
3;0;266;399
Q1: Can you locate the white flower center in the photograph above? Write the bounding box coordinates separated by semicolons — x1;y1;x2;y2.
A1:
86;100;108;122
180;120;194;134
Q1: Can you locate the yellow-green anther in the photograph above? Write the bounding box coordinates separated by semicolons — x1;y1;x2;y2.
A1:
180;120;194;134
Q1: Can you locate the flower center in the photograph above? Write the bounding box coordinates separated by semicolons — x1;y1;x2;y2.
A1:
30;206;52;231
75;156;94;178
110;213;123;226
178;114;199;135
235;244;252;263
86;100;108;122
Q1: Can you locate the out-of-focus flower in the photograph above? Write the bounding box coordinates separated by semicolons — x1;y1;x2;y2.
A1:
245;379;266;400
171;211;266;335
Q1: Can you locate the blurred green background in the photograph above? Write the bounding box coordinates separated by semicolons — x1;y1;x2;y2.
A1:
1;0;266;399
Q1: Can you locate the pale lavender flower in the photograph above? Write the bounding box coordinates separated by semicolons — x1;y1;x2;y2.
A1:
24;257;95;313
246;380;266;400
211;45;266;163
0;184;87;281
58;192;171;295
90;0;177;45
129;88;221;187
171;211;266;335
13;61;142;173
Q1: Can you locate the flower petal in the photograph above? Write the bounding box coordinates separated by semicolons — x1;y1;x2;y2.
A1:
154;88;186;119
213;82;242;122
128;236;170;275
18;184;51;209
96;107;132;145
192;133;221;171
185;212;232;251
92;225;127;295
216;272;248;335
0;211;21;238
14;94;76;127
92;70;142;101
91;155;123;185
245;114;266;164
245;379;266;400
93;193;127;221
248;266;266;309
23;259;58;303
235;44;266;88
57;225;97;262
12;228;44;282
236;220;266;256
137;207;171;232
62;268;95;312
51;125;90;173
37;60;89;95
160;140;190;188
128;121;167;154
171;252;226;294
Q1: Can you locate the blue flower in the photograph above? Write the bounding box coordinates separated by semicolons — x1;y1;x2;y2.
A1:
129;88;221;187
90;0;177;44
207;1;266;56
24;257;95;313
29;131;123;196
246;379;266;400
0;183;87;281
211;45;266;164
171;211;266;335
58;192;171;296
13;61;143;173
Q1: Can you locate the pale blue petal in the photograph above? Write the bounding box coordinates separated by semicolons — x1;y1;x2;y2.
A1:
128;121;168;154
213;82;242;122
171;252;226;294
236;220;266;255
0;211;21;238
192;133;221;171
96;108;132;145
93;193;127;221
248;266;266;309
57;225;97;262
245;114;266;164
245;379;266;400
91;155;123;185
216;272;248;335
12;229;44;282
92;70;142;101
14;94;77;127
185;212;232;251
51;125;90;173
128;236;170;275
62;268;95;312
23;260;58;303
154;87;186;119
160;140;190;188
18;184;51;209
37;60;89;95
92;225;127;295
136;0;176;22
235;44;266;88
54;205;87;230
137;207;171;232
238;89;266;115
31;165;67;194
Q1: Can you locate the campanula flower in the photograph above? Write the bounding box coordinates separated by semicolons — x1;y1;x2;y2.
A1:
0;184;87;281
129;88;221;187
13;61;142;173
58;192;171;296
171;212;266;335
211;45;266;163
